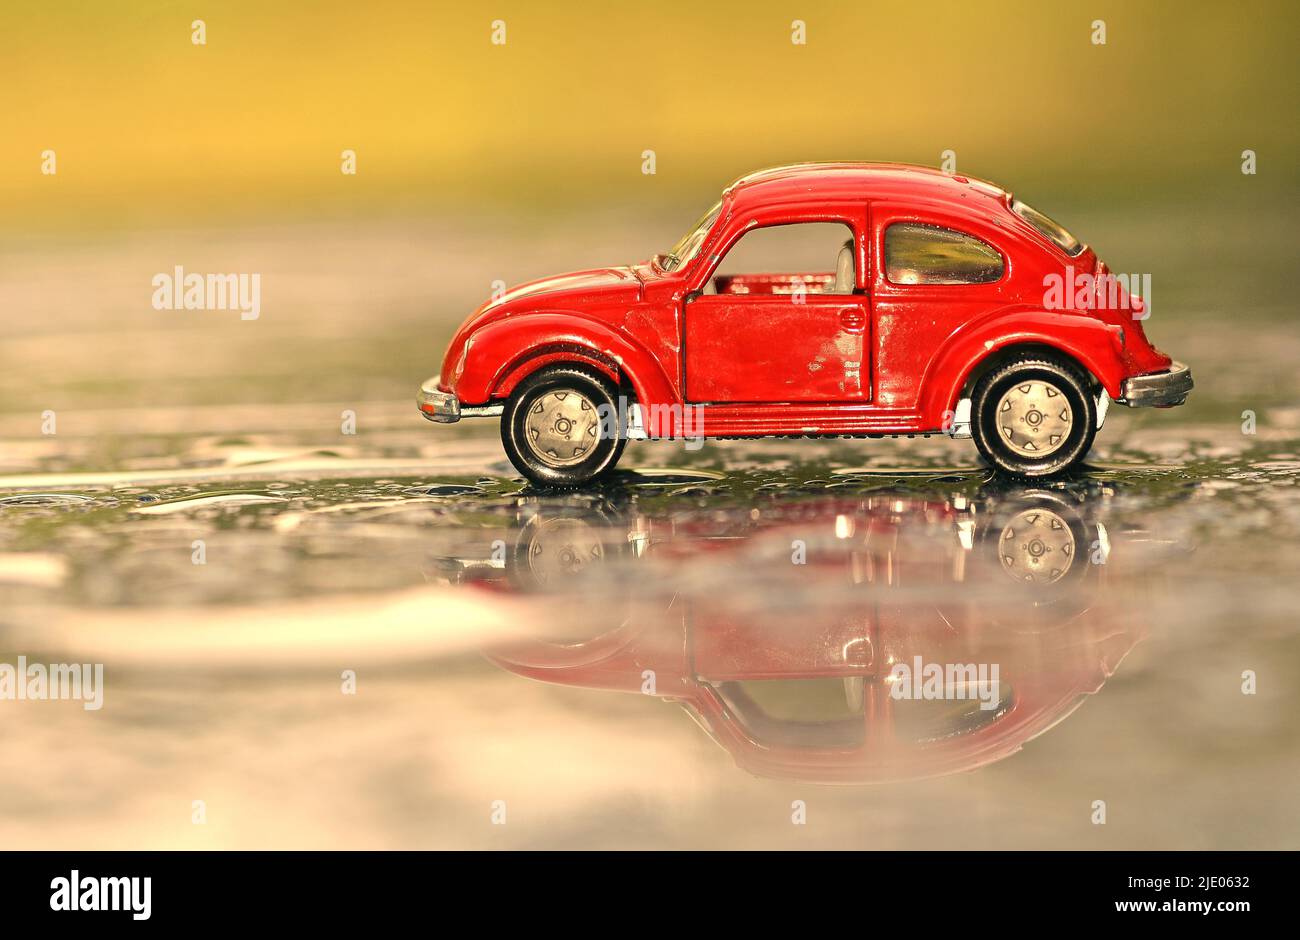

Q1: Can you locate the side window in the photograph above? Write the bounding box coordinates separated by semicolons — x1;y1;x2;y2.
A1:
884;223;1003;285
707;222;856;296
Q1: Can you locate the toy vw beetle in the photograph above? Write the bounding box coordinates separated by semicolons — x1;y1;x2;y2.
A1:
419;163;1192;486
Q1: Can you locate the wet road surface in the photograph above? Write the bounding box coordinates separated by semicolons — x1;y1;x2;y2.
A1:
1;418;1297;848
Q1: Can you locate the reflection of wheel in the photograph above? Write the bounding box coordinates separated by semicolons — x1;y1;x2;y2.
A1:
971;357;1097;477
978;491;1093;598
500;366;624;488
518;516;607;588
506;504;633;647
996;506;1077;585
508;502;627;594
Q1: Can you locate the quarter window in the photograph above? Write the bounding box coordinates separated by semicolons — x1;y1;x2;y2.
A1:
1011;199;1083;257
884;223;1003;285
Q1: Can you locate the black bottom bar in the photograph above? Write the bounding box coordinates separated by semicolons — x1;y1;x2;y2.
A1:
0;850;1283;925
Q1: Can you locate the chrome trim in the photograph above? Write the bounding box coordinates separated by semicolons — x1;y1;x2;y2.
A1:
416;376;503;424
1096;390;1110;429
1118;361;1193;408
625;402;648;440
417;390;459;423
948;398;973;439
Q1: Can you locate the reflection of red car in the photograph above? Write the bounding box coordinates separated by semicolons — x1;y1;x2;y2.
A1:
435;487;1168;784
418;163;1192;485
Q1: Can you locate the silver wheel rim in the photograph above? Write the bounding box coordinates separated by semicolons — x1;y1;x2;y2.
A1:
523;389;601;468
995;380;1073;458
525;518;605;587
998;508;1075;584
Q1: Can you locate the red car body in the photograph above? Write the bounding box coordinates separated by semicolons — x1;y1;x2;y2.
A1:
420;164;1191;481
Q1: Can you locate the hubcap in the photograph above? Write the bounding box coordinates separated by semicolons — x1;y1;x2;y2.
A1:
525;518;605;587
998;508;1075;584
523;389;601;467
995;380;1073;458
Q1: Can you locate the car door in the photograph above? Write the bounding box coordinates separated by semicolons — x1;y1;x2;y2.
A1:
868;209;1010;410
684;219;871;404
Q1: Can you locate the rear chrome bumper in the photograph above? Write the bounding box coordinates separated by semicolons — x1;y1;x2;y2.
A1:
416;377;503;424
1118;361;1193;408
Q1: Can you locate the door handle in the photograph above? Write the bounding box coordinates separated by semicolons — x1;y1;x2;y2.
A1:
839;308;867;332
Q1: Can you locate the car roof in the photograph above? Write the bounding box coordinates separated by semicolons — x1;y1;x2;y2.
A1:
725;162;1010;215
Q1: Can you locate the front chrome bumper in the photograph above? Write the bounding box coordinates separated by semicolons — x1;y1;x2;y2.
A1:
1118;361;1193;408
417;376;503;424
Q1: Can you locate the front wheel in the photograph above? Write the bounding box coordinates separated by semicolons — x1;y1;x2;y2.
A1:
970;356;1097;477
500;365;625;488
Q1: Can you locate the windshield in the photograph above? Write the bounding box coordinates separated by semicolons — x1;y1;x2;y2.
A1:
660;200;722;272
1011;198;1083;257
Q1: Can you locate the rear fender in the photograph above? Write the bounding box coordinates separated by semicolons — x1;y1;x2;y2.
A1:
919;311;1127;427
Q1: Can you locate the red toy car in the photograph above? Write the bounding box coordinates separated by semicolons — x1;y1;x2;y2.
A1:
419;163;1192;486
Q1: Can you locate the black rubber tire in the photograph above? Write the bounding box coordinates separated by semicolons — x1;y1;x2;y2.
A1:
970;356;1097;477
609;423;630;469
500;365;625;488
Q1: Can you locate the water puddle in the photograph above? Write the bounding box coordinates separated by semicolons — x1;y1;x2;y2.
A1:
621;467;728;485
401;483;489;497
0;430;1296;846
0;493;99;507
131;492;290;514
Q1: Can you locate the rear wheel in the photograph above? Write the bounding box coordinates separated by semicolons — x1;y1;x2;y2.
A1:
500;365;625;488
970;356;1096;477
973;490;1097;623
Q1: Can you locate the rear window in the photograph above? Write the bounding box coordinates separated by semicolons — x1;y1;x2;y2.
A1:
1011;199;1083;256
891;684;1016;744
884;223;1004;285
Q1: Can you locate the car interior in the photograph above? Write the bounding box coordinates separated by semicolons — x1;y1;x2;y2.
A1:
702;223;856;296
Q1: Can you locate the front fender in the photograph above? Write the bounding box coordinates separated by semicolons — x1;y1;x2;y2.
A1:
453;312;678;408
919;311;1128;426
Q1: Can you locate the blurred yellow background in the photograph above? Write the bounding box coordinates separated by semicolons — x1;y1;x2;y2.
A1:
4;0;1296;230
1;0;1296;421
